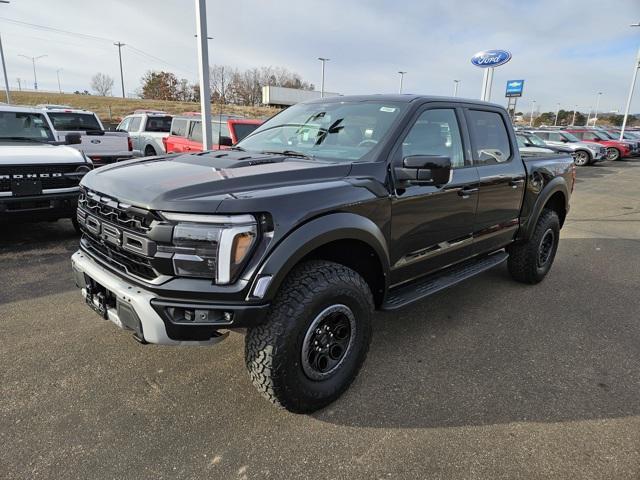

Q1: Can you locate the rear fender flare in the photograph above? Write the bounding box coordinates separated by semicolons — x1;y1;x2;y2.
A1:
518;177;568;241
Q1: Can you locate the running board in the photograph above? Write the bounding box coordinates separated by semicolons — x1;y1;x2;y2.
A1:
382;251;508;310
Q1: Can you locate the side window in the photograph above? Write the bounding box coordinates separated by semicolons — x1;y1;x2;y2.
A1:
170;119;188;136
548;133;563;142
401;109;465;168
128;117;142;132
189;121;202;143
572;132;585;140
536;132;549;140
467;110;512;165
118;117;131;132
583;133;597;141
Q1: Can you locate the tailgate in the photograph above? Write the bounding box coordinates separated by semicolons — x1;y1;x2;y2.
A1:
60;131;131;157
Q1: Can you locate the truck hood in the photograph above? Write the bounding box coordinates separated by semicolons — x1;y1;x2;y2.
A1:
0;143;86;165
80;150;352;212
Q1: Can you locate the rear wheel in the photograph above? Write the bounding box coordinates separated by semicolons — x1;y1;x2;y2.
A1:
606;147;620;161
245;260;373;413
573;150;590;166
144;145;157;157
507;209;560;284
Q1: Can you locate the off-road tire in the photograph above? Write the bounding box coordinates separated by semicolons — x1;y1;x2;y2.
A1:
507;209;560;284
144;146;157;157
245;260;373;413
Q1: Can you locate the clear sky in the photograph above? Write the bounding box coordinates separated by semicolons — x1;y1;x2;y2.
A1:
1;0;639;113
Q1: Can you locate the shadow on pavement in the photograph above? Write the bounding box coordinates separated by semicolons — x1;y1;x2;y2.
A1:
315;237;640;429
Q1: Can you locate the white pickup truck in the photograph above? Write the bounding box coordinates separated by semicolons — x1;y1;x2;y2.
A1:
117;110;173;157
39;105;133;166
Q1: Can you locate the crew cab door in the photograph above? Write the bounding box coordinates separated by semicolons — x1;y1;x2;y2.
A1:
464;108;525;254
390;105;479;285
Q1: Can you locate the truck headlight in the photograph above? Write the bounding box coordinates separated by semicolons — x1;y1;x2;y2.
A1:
159;212;257;284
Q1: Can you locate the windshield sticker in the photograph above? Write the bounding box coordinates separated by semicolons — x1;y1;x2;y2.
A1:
380;107;397;113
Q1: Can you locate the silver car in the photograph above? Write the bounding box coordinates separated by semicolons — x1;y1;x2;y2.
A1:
526;130;606;166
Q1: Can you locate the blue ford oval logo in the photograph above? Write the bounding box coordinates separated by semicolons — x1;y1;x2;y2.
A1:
471;50;512;68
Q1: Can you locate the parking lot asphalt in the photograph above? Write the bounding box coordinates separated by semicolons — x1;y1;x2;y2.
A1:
1;158;639;480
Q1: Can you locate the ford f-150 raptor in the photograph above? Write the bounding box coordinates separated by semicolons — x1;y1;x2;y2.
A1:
71;95;574;413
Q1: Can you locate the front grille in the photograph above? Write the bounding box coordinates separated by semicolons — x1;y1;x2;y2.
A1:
77;188;162;282
81;234;157;281
0;164;83;192
78;189;156;234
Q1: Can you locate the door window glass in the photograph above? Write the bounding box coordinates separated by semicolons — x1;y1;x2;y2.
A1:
401;109;465;168
467;110;512;164
128;117;142;132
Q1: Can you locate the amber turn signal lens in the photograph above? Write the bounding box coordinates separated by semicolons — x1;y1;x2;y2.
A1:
232;232;255;264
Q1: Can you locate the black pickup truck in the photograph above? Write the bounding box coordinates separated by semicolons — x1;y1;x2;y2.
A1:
71;95;575;413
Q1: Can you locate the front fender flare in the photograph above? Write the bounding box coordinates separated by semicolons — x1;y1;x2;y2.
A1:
250;213;390;302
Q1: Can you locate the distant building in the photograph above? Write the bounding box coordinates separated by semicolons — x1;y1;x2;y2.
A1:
262;86;341;107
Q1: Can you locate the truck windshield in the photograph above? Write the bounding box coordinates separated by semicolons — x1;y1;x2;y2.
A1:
145;116;172;132
236;101;407;161
47;112;102;131
0;111;55;142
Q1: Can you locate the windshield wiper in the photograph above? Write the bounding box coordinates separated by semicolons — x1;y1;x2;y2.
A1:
260;149;314;159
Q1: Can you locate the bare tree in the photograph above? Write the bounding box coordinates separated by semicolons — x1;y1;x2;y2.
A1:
91;73;114;96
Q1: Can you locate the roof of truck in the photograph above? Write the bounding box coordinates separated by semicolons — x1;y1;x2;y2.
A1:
304;94;504;107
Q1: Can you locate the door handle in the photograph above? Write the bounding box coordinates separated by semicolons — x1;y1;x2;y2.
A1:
509;179;525;188
458;187;479;197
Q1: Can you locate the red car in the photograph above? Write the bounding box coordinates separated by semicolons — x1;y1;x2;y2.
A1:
564;128;631;161
163;115;262;153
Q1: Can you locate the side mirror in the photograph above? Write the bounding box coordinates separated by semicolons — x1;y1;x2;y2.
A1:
395;155;452;186
65;133;82;145
219;135;233;147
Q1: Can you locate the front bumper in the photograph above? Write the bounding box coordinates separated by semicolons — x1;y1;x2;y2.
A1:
0;190;79;222
71;250;270;345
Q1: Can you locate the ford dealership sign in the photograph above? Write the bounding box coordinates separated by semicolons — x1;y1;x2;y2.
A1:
471;50;512;68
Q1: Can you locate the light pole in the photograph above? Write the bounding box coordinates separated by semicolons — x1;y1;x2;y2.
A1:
593;92;603;125
56;68;62;94
0;0;10;103
18;54;47;90
529;100;536;127
571;105;578;126
453;79;460;97
397;71;406;94
620;22;640;140
195;0;213;150
554;103;560;126
318;57;329;98
586;106;593;125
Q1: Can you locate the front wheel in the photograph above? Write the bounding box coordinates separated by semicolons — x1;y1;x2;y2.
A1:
245;260;373;413
507;209;560;284
573;150;591;166
606;147;620;161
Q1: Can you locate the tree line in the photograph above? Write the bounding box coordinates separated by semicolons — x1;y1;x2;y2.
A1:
89;65;314;106
516;109;638;128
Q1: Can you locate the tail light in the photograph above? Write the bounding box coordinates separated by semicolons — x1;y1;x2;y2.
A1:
162;137;168;152
127;136;133;151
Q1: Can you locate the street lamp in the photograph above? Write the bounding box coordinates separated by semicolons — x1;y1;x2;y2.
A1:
56;68;62;94
554;103;560;126
18;54;47;90
593;92;603;125
398;71;406;94
529;100;536;127
0;0;11;103
620;22;640;140
453;79;460;97
571;105;578;126
318;57;329;98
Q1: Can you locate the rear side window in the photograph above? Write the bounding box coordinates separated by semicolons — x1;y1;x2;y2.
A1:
145;116;172;132
189;121;202;143
128;117;142;132
171;119;188;136
535;132;549;140
467;110;512;165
